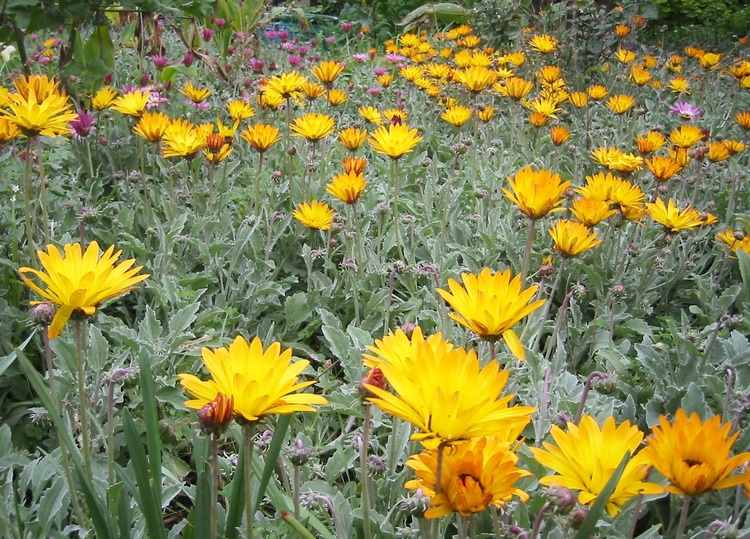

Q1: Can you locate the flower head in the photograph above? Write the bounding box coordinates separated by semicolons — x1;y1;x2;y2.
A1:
636;131;666;154
290;112;335;142
162;119;208;159
669;101;702;121
133;111;171;142
19;242;149;338
570;197;617;226
0;74;77;137
641;409;750;496
310;60;345;85
606;94;635;114
264;71;308;101
0;117;20;142
293;200;335;230
227;100;255;122
441;105;472;127
550;125;570;145
437;268;545;359
197;392;234;434
646;198;704;232
240;124;281;153
454;66;498;93
358;106;383;126
180;336;327;423
326;171;367;204
366;339;535;449
179;81;211;103
531;416;663;516
529;34;557;53
502;166;570;219
368;123;422;159
338;127;368;151
91;86;118;110
645;156;683;181
548;220;603;256
405;436;531;518
497;77;534;99
111;90;151;117
69;110;96;139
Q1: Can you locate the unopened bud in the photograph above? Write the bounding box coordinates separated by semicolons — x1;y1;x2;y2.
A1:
288;438;314;466
546;485;576;514
32;303;56;327
593;373;618;395
197;393;234;435
568;505;588;529
400;322;417;338
359;367;387;398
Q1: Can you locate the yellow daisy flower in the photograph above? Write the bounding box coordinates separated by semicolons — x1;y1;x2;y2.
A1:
293;200;335;230
529;34;557;53
368;123;423;160
0;74;77;137
503;166;571;219
338;127;368;152
19;242;149;339
325;170;367;204
440;105;472;127
110;90;151;117
162;119;208;159
606;94;635;114
548;220;603;257
358;106;383;126
226;100;255;122
133;111;171;142
646;198;704;232
290;112;336;142
240;124;282;153
570;197;617;226
310;60;345;85
179;335;327;423
179;81;211;103
91;86;118;110
645;155;683;181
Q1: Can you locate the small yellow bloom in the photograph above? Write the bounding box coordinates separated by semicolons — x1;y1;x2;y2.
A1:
301;81;326;100
453;66;498;93
368;123;422;160
133;111;171;142
548;220;602;256
111;90;150;117
226;100;255;122
636;131;666;154
724;140;746;154
338;127;368;152
497;77;534;99
536;65;562;84
698;52;722;70
310;60;345;85
569;91;589;108
240;124;281;153
0;74;77;137
19;242;149;339
606;94;635;114
179;335;327;423
549;125;570;145
614;49;637;64
503;166;570;219
0;117;20;142
716;230;750;255
669;76;691;94
529;34;557;53
707;141;731;162
587;84;608;100
630;66;652;86
670;125;705;148
438;267;545;359
264;71;308;100
477;105;494;122
326;170;367;204
293;200;335;230
91;86;118;110
377;73;393;87
358;106;383;126
570;197;617;226
646;198;704;232
162;119;209;159
343;156;367;175
615;24;630;38
326;89;348;106
179;81;211;103
290;112;336;142
531;416;663;516
441;105;472;127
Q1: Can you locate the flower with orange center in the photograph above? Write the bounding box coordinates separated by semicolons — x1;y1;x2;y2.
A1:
310;60;345;86
91;86;118;110
636;131;666;154
377;73;393;87
646;155;683;181
441;105;472;127
548;220;603;257
641;409;750;496
550;125;570;145
724;140;746;154
132;111;171;144
647;198;704;232
368;123;422;159
497;77;534;99
614;49;637;64
477;105;494;122
707;142;731;162
528;112;548;127
366;338;535;448
343;156;367;175
297;81;323;100
606;94;635;114
290;113;335;142
615;24;630;38
241;124;281;153
670;125;705;148
326;89;348;106
669;76;691;94
337;127;368;152
383;109;409;124
405;436;530;518
19;242;149;339
179;81;211;103
587;84;608;100
203;134;233;163
293;200;335;230
569;91;589;108
437;267;545;359
529;34;557;53
326;170;367;204
503;166;570;219
111;90;150;117
531;415;663;516
454;66;498;93
226;100;255;123
161;119;209;159
570;197;617;226
630;66;652;86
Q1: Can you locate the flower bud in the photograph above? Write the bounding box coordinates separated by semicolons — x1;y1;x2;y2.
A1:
400;322;417;339
358;367;387;399
197;392;234;435
546;485;576;514
32;304;56;327
593;373;618;395
288;438;314;466
568;505;588;529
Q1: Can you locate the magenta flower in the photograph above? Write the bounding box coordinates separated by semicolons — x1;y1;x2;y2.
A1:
151;55;169;69
69;110;96;139
249;58;265;73
668;101;703;121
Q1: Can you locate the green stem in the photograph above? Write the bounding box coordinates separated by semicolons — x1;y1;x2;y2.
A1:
520;218;537;283
675;496;691;539
75;319;92;482
360;403;373;539
352;203;365;278
37;138;49;244
24;138;35;260
392;159;404;259
254;152;264;217
243;423;255;539
211;434;219;539
293;465;301;521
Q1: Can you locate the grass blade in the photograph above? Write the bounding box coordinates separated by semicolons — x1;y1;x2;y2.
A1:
224;433;246;539
137;351;163;510
253;414;290;514
573;451;631;539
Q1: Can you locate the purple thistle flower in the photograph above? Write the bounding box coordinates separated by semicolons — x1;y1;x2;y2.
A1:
69;110;96;139
385;53;407;63
668;101;703;121
287;55;303;67
201;28;215;41
373;66;388;76
352;53;369;62
249;58;265;73
151;55;169;69
298;45;310;57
